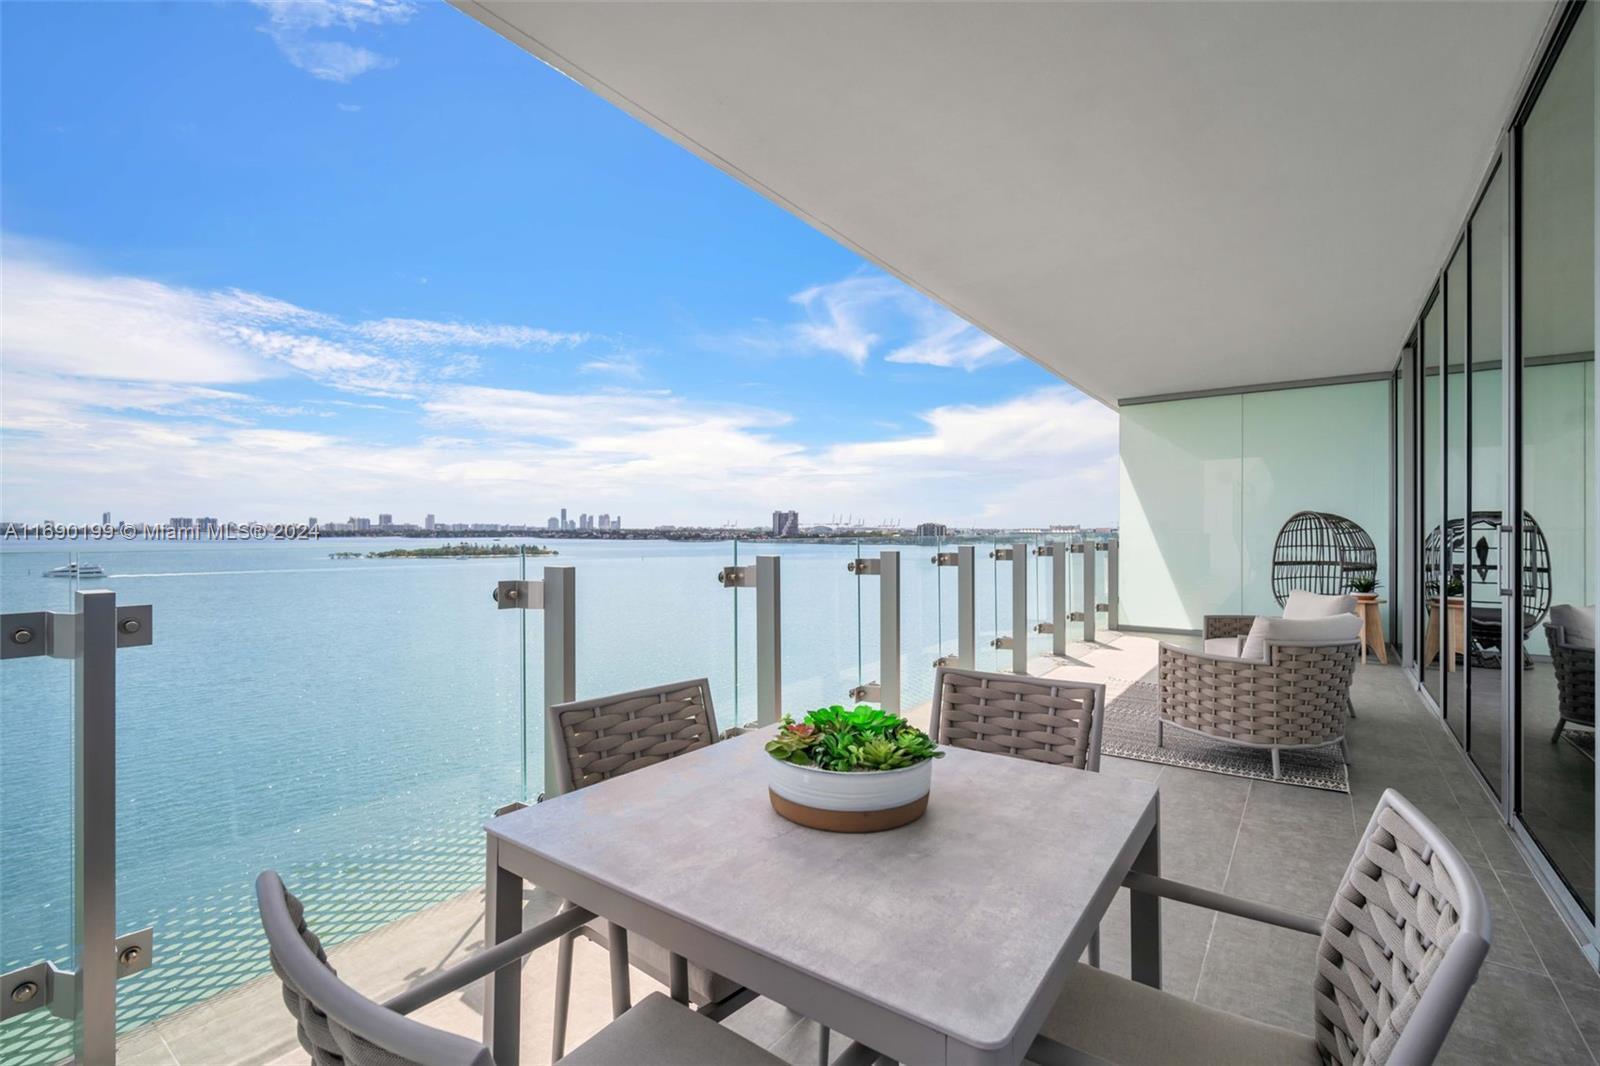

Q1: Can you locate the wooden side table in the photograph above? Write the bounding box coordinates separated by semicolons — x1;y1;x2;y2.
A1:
1422;597;1467;672
1355;596;1388;664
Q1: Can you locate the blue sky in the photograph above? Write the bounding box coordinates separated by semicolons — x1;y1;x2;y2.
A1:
1;0;1117;528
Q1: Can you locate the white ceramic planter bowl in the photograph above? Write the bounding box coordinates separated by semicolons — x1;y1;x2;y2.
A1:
767;757;932;813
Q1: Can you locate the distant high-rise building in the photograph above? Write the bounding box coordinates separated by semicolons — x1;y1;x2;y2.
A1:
547;517;559;530
353;517;372;531
101;511;112;525
772;510;800;537
308;517;318;527
424;513;435;530
378;513;393;526
612;516;622;531
560;507;568;530
580;513;593;531
170;517;195;529
915;522;949;538
198;517;219;532
598;513;609;530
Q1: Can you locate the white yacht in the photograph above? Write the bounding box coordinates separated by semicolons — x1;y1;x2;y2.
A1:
44;562;105;578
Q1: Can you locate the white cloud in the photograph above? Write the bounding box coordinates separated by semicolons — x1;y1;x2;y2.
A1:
578;354;645;380
0;253;1115;526
251;0;414;83
1;248;582;400
356;318;586;350
788;272;1016;370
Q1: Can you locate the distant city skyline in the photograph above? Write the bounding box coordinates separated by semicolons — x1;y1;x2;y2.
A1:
0;3;1119;529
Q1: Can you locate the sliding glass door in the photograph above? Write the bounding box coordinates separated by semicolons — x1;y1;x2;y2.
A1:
1516;1;1594;920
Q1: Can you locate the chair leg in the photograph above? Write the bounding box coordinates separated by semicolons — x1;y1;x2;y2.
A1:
1156;720;1164;748
552;928;576;1061
1087;927;1100;968
818;1024;830;1066
1552;717;1566;743
1339;738;1350;765
1271;748;1281;780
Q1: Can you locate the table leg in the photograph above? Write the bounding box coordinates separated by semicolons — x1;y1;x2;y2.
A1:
1130;817;1161;989
608;921;632;1018
484;836;523;1066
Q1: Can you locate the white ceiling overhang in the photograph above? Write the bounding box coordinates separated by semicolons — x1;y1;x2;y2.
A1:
454;1;1554;406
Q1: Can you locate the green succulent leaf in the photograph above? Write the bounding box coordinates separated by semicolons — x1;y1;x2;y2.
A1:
765;703;944;771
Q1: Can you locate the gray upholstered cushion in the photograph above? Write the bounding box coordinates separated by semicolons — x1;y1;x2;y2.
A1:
581;922;739;1007
1241;613;1362;663
1204;636;1246;658
561;992;784;1066
1042;963;1321;1066
1283;590;1358;620
1550;604;1596;649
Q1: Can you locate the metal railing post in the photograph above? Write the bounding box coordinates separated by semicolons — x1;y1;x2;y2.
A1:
76;590;117;1064
1;590;155;1063
1104;540;1120;631
957;545;975;669
1011;542;1028;673
1080;542;1097;644
494;567;576;799
543;566;576;796
1032;543;1070;657
756;556;782;725
848;551;901;713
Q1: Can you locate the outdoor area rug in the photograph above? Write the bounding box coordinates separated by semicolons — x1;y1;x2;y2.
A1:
1562;728;1595;764
1100;676;1351;793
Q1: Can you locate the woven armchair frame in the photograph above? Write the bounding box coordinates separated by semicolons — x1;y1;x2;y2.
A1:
1158;640;1356;778
551;679;719;793
1313;791;1490;1066
930;667;1105;771
1204;614;1257;641
1545;623;1595;741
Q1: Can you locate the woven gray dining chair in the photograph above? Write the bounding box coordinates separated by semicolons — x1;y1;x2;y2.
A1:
547;678;832;1062
255;870;783;1066
931;667;1107;965
1025;789;1490;1066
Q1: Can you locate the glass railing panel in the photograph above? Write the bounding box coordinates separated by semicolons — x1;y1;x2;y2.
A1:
900;536;946;711
63;536;530;1046
0;548;79;1066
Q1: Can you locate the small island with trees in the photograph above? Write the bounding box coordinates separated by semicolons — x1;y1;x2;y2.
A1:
329;542;558;561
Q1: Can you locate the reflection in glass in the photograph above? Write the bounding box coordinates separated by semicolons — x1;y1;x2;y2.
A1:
1421;291;1444;716
1445;247;1468;744
1518;4;1594;919
1469;162;1507;790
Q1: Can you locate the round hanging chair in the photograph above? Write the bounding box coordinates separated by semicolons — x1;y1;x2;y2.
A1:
1423;510;1551;644
1270;511;1378;607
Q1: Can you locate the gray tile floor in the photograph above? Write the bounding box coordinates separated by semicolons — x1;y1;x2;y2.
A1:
119;632;1599;1065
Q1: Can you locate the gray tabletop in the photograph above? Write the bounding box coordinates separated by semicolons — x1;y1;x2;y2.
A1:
485;730;1159;1065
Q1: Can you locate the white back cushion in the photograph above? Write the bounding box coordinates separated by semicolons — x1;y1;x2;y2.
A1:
1241;613;1362;662
1283;589;1358;620
1550;604;1596;649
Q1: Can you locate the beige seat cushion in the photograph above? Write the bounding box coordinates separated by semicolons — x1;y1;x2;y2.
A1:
1040;963;1320;1066
1241;612;1362;663
1551;603;1596;649
1203;636;1246;658
1283;590;1358;620
581;921;740;1006
562;992;784;1066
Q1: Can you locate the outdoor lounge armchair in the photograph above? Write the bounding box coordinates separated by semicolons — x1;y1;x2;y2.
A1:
1545;604;1595;743
1160;612;1361;779
931;666;1106;963
1026;788;1490;1066
255;870;782;1066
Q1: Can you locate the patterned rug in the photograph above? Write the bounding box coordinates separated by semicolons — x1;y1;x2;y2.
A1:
1101;677;1351;792
1562;728;1595;763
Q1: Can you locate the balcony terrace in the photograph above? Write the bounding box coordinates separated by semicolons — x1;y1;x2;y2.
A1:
111;632;1597;1066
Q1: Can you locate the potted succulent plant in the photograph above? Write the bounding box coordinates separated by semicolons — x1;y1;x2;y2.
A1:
765;704;944;832
1445;573;1465;600
1350;574;1380;602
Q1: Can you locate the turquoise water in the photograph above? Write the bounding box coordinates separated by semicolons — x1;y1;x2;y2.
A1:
0;537;1098;1061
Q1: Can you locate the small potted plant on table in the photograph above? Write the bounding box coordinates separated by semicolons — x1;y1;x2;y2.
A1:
1350;574;1380;603
765;705;943;832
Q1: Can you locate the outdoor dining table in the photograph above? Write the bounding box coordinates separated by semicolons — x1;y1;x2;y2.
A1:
481;728;1161;1066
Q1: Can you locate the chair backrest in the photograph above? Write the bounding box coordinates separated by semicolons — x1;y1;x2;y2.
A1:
930;667;1105;771
1312;790;1490;1066
255;871;492;1066
550;678;719;792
